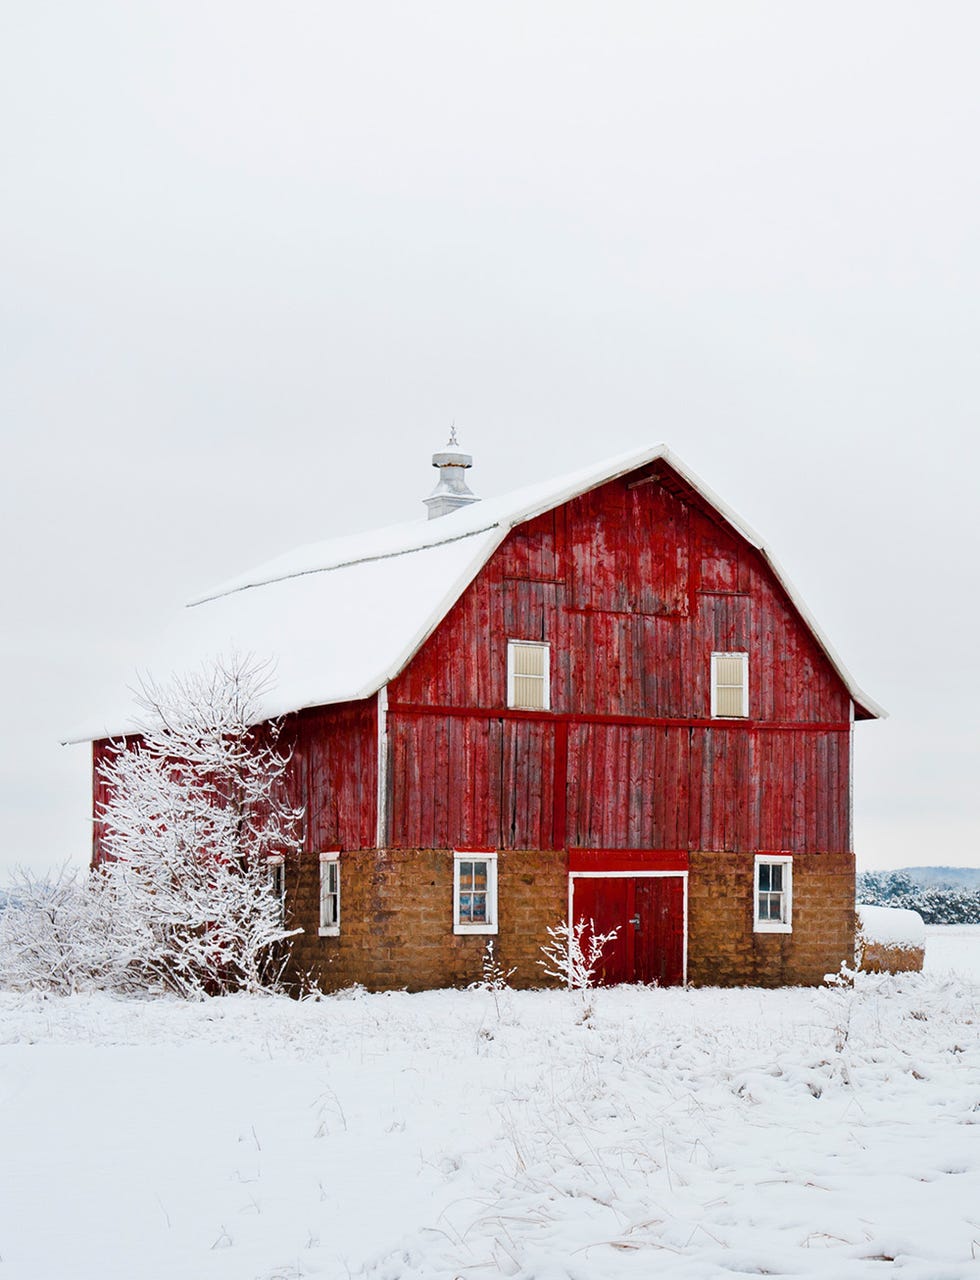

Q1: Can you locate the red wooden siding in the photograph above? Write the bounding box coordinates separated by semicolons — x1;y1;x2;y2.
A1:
387;711;849;854
388;714;557;850
566;722;848;852
287;701;377;852
387;463;853;855
91;701;379;866
569;482;690;615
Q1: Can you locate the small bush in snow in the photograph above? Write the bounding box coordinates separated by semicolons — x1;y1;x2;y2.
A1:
539;918;619;990
473;941;515;992
469;941;516;1018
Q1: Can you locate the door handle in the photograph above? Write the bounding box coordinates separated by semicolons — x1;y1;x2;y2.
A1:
629;914;640;927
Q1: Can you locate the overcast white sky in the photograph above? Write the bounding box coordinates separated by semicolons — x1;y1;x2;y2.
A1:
2;2;978;878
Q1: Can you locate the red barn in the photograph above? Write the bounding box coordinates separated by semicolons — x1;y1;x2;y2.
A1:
88;442;883;989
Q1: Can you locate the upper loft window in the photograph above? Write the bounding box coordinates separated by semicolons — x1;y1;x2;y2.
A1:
507;641;550;710
711;652;748;718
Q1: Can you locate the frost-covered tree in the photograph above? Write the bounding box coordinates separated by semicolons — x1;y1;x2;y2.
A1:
856;869;980;924
857;870;917;905
97;654;304;995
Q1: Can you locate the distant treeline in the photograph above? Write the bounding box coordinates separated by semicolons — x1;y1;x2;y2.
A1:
858;869;980;925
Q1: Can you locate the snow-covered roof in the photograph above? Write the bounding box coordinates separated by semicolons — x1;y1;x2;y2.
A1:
72;443;884;741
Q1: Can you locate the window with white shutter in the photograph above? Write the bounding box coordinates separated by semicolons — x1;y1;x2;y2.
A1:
711;652;749;718
507;641;550;710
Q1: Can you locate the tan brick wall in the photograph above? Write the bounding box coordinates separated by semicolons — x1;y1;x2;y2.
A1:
687;851;856;987
284;848;567;992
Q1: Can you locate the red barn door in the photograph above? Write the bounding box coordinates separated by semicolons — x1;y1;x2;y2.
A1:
571;875;685;986
633;877;685;986
572;877;631;984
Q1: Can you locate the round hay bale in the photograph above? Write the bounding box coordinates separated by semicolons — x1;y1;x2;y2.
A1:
856;905;925;973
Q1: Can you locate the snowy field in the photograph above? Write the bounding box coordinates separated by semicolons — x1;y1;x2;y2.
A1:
924;923;980;978
1;930;979;1280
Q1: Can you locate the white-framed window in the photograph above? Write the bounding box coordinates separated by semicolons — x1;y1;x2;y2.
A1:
318;851;341;937
453;850;498;935
754;855;792;933
507;640;550;710
266;855;286;925
711;651;749;718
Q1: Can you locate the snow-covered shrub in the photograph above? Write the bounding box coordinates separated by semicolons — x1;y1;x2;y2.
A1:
539;918;619;990
96;654;305;996
0;865;94;993
0;863;141;994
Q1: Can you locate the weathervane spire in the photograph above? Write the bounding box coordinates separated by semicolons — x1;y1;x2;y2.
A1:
447;421;459;448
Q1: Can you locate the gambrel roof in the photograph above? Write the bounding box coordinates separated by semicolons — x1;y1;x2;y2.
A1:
74;444;884;740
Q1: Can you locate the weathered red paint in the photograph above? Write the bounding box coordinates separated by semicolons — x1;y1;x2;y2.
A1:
92;702;377;867
568;849;689;873
284;701;377;853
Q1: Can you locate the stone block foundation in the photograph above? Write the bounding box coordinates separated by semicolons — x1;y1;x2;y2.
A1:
284;847;567;992
283;847;856;991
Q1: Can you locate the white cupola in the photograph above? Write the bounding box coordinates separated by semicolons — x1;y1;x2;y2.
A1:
423;426;480;519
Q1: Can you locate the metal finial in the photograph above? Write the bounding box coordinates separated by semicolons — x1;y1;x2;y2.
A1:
447;422;459;448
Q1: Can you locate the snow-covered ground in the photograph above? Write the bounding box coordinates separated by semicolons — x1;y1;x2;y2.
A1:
924;923;980;978
2;932;979;1280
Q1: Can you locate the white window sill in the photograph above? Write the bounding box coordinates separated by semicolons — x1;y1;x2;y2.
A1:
754;921;792;934
318;926;340;938
453;923;498;936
